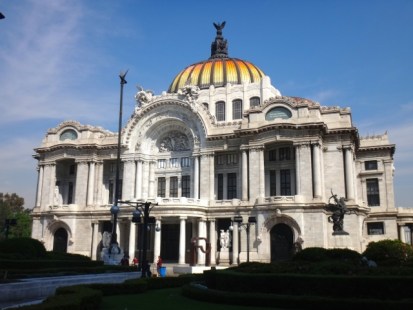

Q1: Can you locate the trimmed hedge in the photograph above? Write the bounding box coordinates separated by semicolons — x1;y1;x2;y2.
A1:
0;238;46;259
13;274;201;309
203;269;413;300
182;282;413;310
15;285;102;310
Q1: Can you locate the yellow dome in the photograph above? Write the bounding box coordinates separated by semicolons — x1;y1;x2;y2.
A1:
168;58;265;93
168;22;265;93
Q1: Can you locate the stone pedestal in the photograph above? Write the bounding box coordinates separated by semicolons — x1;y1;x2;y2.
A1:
332;233;353;249
101;246;124;265
217;248;230;265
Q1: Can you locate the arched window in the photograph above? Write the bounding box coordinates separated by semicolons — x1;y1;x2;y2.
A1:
216;101;226;121
232;99;242;120
250;96;260;108
59;129;78;141
265;107;292;120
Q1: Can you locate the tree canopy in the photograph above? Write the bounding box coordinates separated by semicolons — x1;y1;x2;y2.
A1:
0;193;31;239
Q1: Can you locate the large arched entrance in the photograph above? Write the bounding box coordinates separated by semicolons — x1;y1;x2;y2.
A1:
270;223;294;261
53;227;68;253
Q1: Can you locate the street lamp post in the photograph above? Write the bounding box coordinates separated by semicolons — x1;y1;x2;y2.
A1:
109;70;128;254
125;200;158;278
231;215;256;262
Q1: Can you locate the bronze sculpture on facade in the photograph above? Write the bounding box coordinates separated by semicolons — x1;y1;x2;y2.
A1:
327;191;351;235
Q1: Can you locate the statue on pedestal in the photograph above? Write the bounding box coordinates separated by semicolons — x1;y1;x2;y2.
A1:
327;191;351;235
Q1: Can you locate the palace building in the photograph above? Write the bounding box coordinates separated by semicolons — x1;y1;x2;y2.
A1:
31;23;413;265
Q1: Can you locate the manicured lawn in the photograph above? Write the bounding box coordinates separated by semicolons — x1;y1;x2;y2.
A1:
101;287;283;310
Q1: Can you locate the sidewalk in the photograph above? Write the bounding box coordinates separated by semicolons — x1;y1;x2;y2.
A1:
0;272;141;310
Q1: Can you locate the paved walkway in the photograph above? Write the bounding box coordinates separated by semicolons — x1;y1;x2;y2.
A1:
0;272;141;309
0;263;217;309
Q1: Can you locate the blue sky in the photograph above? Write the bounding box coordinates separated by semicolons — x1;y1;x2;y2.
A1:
0;0;412;208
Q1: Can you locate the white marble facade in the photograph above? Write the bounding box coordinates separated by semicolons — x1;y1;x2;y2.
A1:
31;25;413;265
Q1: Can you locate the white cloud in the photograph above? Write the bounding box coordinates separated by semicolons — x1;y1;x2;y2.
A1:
0;0;120;125
311;89;340;104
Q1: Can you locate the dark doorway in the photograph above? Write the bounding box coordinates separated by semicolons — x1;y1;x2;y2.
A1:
160;224;179;261
270;223;294;261
53;227;68;253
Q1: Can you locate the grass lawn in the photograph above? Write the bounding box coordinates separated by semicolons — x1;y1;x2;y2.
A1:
101;287;284;310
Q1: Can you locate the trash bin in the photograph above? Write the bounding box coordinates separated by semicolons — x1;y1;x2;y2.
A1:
159;266;166;277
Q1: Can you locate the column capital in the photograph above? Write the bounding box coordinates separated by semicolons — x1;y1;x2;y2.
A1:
75;159;89;165
310;141;322;147
249;146;264;152
200;152;214;158
43;161;56;167
293;141;310;147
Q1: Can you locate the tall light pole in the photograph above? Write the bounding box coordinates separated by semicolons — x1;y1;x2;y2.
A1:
109;70;128;253
126;200;158;277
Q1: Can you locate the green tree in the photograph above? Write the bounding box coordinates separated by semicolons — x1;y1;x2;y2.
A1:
0;192;32;240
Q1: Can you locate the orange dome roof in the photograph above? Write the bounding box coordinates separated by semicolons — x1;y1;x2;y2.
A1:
168;22;265;93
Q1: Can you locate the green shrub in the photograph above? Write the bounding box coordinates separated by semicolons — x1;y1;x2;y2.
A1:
293;247;330;262
363;239;413;266
16;285;102;309
327;248;362;262
0;237;46;259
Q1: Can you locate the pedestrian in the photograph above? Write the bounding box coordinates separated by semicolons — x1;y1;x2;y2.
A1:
120;255;129;266
156;255;163;276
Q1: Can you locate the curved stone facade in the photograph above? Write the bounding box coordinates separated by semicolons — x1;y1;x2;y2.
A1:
31;23;413;265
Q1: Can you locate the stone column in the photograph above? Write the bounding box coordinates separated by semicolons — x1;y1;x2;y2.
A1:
199;154;209;200
91;221;99;260
193;156;199;199
241;149;248;201
198;218;206;265
296;143;312;198
142;161;149;199
148;161;155;198
383;159;396;210
259;148;265;198
179;217;187;264
128;222;136;259
400;225;406;243
135;160;143;199
231;222;239;265
344;147;355;200
248;148;260;199
153;218;161;264
95;161;104;206
87;161;95;206
35;165;44;207
209;219;217;265
122;160;136;200
312;143;322;198
75;161;88;206
209;154;215;200
294;144;301;195
48;163;56;207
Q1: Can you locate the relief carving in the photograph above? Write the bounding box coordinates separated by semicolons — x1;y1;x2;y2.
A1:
159;131;190;152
